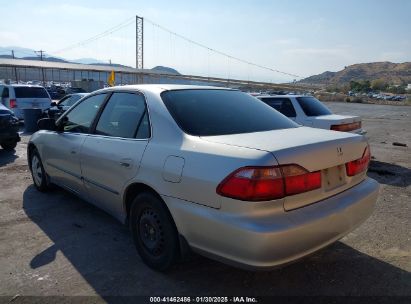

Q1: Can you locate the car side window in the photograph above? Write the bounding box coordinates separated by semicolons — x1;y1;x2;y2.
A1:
262;98;296;118
62;94;107;133
95;92;150;139
1;87;9;98
58;96;70;106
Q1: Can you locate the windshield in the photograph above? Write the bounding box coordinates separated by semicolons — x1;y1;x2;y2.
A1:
60;95;83;107
161;89;298;136
296;97;332;116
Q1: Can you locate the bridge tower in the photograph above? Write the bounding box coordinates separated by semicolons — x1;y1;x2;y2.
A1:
136;16;144;70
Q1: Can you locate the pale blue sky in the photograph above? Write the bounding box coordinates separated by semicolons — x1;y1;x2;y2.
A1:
0;0;410;82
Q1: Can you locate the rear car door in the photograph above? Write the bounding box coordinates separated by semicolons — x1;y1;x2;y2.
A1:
42;93;108;197
80;92;150;219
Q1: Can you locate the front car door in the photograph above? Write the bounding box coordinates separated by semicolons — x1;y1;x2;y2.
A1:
80;92;151;220
42;93;108;197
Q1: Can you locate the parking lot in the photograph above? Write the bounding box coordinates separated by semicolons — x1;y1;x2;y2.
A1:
0;102;410;300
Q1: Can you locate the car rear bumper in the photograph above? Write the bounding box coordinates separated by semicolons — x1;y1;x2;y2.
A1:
165;177;379;270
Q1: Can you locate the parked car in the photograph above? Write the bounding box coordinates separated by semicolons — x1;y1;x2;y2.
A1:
0;103;20;150
0;84;51;119
43;93;88;119
65;87;86;95
257;95;365;134
46;86;66;100
29;85;379;271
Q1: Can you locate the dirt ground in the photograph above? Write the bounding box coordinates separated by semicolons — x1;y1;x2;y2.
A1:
0;102;410;302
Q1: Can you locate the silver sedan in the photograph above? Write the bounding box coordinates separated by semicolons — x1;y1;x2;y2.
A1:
28;85;379;271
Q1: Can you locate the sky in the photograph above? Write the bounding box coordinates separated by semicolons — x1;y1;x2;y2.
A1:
0;0;410;82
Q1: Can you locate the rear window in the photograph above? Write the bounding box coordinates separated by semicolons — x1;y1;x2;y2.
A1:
260;97;296;117
161;90;298;136
296;97;332;116
14;87;49;99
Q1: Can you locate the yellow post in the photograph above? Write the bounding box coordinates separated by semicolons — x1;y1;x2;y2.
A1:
108;70;115;87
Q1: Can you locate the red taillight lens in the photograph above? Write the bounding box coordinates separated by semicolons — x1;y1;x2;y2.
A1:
281;165;322;196
345;145;371;176
10;99;17;108
217;165;321;201
216;167;284;201
331;121;361;132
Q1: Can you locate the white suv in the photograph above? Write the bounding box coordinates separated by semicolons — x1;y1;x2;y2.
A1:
257;95;364;134
0;84;51;119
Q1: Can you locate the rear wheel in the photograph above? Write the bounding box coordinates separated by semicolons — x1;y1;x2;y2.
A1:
1;141;17;151
130;192;180;271
30;149;49;192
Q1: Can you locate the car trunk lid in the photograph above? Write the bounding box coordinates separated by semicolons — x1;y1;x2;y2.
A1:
314;114;361;124
202;127;369;210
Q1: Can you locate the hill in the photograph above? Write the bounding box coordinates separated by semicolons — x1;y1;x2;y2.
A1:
299;62;411;86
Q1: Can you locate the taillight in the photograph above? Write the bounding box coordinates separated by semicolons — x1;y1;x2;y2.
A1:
217;165;321;201
345;145;371;176
331;121;361;132
281;165;322;196
10;99;17;108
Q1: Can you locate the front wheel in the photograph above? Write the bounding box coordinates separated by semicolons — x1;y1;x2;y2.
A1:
130;192;180;271
30;149;50;192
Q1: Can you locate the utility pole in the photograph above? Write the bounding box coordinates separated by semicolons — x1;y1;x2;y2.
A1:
11;50;18;82
35;50;46;86
136;16;144;69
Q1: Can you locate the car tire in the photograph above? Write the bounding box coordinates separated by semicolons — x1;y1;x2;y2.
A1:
30;149;50;192
1;141;17;151
130;192;180;271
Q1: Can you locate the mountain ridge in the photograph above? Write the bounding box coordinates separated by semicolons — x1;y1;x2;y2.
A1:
299;62;411;86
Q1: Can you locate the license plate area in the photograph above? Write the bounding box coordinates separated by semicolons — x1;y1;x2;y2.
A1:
323;165;346;192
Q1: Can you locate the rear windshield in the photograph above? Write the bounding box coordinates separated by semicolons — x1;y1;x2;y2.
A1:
296;97;332;116
15;87;49;99
161;89;298;136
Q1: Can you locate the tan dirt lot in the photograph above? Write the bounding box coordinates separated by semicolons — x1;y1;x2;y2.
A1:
0;102;410;300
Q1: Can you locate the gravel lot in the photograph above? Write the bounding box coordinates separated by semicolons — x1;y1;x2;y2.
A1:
0;102;410;301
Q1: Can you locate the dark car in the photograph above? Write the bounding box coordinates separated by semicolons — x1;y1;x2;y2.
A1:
65;87;87;95
43;93;88;119
0;103;20;150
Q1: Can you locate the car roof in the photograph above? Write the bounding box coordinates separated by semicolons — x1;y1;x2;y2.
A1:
6;84;45;88
96;84;236;94
257;95;308;98
67;93;88;96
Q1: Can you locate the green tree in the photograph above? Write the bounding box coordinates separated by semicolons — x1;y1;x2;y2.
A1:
371;79;388;91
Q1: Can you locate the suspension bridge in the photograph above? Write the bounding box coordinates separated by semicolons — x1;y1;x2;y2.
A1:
0;15;316;92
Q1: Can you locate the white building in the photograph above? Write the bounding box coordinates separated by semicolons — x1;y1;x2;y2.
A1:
407;84;411;91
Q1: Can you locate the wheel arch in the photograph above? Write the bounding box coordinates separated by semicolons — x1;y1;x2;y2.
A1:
123;182;165;225
27;142;37;171
123;181;191;260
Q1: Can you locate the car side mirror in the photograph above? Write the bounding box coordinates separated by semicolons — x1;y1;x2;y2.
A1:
50;102;57;107
38;118;57;131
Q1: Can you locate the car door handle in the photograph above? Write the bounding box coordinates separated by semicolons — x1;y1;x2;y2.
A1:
120;162;130;167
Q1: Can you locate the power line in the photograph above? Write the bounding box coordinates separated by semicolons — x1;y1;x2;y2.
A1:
144;17;302;79
52;16;135;54
51;14;301;79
